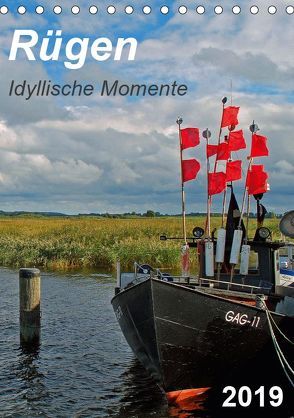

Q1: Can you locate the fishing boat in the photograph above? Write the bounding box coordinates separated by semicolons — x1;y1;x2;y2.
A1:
111;100;294;413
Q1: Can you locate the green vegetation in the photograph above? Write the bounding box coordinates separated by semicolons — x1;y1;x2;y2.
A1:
0;216;282;271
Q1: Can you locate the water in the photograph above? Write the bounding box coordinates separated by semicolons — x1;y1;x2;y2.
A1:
3;269;292;418
0;268;195;418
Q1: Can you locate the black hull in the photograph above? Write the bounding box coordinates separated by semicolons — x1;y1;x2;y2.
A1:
112;278;294;394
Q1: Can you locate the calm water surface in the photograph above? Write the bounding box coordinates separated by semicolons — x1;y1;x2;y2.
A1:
0;268;208;418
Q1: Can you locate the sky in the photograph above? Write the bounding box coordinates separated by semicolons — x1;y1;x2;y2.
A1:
0;0;293;214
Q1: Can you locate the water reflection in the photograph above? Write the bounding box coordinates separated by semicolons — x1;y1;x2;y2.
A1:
119;359;166;414
110;359;212;418
14;344;49;405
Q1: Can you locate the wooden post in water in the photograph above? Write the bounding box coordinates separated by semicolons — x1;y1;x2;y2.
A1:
19;268;41;345
115;260;121;295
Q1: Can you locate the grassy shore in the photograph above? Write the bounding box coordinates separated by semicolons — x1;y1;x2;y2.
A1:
0;216;282;271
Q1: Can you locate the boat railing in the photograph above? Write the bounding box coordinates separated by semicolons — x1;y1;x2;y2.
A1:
196;277;270;294
133;262;271;294
154;268;271;294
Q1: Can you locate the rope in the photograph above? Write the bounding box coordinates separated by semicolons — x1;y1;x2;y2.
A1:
266;310;294;374
264;307;294;388
257;296;294;345
267;308;294;345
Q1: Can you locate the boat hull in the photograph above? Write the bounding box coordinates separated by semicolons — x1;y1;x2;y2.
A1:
112;278;294;393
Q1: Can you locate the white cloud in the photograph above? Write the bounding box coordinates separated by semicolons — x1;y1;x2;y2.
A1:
0;3;293;214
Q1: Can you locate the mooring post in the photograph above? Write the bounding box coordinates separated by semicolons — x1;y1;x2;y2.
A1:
115;260;121;295
19;268;41;345
116;260;121;287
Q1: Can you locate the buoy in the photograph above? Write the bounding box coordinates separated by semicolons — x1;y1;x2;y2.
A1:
240;244;250;275
205;241;214;277
215;228;226;263
229;229;243;265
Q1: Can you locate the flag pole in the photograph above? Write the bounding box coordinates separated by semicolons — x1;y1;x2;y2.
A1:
203;129;212;238
221;85;232;226
230;166;249;281
205;98;227;235
238;121;258;229
245;192;250;244
243;121;261;241
213;98;228;228
177;117;187;244
207;134;211;239
229;122;257;282
213;97;227;173
215;98;228;278
238;160;251;230
257;198;261;228
221;135;230;228
221;185;228;228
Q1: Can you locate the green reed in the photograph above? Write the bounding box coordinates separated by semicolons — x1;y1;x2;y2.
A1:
0;216;281;271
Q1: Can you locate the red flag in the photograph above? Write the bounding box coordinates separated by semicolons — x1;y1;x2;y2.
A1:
251;164;264;172
250;134;269;157
181;128;200;150
221;106;239;128
226;160;242;182
246;165;269;195
216;142;230;160
246;164;264;185
182;159;200;183
208;172;226;195
228;130;246;151
206;144;218;158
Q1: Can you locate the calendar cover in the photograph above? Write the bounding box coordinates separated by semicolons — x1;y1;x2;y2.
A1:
1;1;293;417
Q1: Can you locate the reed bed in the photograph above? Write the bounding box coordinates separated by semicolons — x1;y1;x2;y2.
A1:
0;216;281;271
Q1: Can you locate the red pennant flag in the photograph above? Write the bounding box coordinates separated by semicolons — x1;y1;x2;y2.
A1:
181;128;200;150
216;142;230;160
246;165;269;195
250;134;269;157
206;144;218;158
226;160;242;182
228;130;246;151
208;172;226;195
221;106;239;128
182;159;201;183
